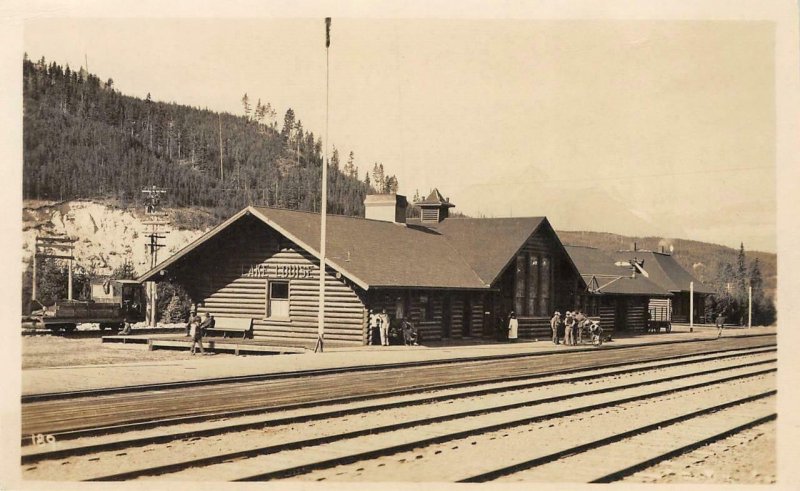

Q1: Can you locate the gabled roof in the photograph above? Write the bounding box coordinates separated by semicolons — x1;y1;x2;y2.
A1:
138;207;486;289
615;250;715;294
566;245;672;297
430;217;548;285
138;206;580;291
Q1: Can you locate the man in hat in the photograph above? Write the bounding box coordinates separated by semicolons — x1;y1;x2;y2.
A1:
564;311;575;345
550;311;562;345
185;307;199;337
574;309;587;344
199;312;215;338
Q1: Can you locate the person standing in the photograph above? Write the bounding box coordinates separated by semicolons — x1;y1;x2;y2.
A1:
368;309;379;345
550;311;561;345
189;315;205;355
379;308;391;346
564;311;574;346
185;308;198;337
574;310;587;344
507;311;519;342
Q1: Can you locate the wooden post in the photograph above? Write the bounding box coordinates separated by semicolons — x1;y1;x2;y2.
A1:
689;281;694;332
748;286;752;328
67;257;73;301
31;255;37;302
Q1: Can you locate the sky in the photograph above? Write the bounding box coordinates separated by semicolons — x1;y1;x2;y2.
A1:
20;16;777;252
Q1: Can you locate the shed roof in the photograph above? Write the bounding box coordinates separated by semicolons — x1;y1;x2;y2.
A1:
615;250;715;294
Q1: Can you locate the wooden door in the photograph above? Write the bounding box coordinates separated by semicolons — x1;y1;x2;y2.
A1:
462;294;472;337
442;294;452;338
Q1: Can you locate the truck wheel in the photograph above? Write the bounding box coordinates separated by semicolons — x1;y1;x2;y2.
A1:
62;324;77;333
99;323;109;331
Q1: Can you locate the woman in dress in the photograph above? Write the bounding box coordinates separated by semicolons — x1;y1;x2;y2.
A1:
507;311;519;343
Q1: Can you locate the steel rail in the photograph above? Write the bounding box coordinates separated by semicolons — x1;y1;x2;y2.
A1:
84;366;775;481
21;333;776;403
460;396;776;482
590;413;777;483
21;345;776;444
21;350;776;461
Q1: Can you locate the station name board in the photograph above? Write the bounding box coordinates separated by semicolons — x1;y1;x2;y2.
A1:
243;263;314;279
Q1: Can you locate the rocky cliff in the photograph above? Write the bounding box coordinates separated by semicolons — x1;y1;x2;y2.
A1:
22;200;208;277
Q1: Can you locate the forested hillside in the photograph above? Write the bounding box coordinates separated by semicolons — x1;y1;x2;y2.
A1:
23;55;398;219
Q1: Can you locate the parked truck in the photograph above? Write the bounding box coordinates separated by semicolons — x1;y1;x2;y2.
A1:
23;279;146;332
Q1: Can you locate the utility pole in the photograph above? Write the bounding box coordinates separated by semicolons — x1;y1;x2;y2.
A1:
316;17;332;353
142;186;169;327
689;281;694;333
33;236;77;301
748;286;752;328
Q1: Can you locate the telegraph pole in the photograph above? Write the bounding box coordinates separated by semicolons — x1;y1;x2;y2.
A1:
142;186;169;327
33;236;77;302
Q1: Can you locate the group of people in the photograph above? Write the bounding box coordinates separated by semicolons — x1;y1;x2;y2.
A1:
185;310;215;355
368;308;421;346
549;309;591;345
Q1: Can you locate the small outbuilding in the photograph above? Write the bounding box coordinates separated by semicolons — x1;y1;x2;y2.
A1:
564;245;673;334
615;250;715;324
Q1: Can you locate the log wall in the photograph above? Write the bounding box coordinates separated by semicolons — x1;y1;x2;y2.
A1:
171;216;367;347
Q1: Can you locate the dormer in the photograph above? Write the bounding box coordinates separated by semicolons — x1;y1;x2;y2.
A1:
416;188;455;224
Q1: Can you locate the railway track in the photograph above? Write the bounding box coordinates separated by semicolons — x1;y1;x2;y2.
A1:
21;343;776;482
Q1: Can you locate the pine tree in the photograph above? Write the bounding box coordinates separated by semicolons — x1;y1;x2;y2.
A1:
241;93;251;120
281;108;296;141
735;244;747;293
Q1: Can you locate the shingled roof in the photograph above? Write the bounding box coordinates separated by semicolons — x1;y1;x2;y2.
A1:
565;245;672;297
138;206;581;291
615;250;715;294
431;217;549;285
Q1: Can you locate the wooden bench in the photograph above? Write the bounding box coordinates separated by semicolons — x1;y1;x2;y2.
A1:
203;317;253;339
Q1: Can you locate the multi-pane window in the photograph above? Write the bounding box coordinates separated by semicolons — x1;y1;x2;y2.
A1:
514;252;553;316
539;256;551;315
267;281;289;319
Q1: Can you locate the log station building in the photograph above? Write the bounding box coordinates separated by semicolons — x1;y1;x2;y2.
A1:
138;190;713;347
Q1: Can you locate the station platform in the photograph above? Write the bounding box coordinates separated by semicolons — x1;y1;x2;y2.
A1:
21;324;776;397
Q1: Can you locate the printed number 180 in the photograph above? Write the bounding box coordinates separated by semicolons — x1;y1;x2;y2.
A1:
30;433;56;445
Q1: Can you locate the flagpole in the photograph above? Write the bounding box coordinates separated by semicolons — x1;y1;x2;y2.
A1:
316;18;331;353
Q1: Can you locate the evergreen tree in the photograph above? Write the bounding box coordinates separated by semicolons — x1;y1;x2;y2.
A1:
281;108;295;141
241;93;251;120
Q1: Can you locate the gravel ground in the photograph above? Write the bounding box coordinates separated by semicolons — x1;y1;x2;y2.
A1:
22;334;233;369
622;421;776;484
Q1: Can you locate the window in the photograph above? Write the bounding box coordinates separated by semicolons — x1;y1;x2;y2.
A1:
419;293;434;322
267;281;289;319
539;255;551;316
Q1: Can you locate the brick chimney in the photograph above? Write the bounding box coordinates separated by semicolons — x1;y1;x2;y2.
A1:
364;194;408;224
